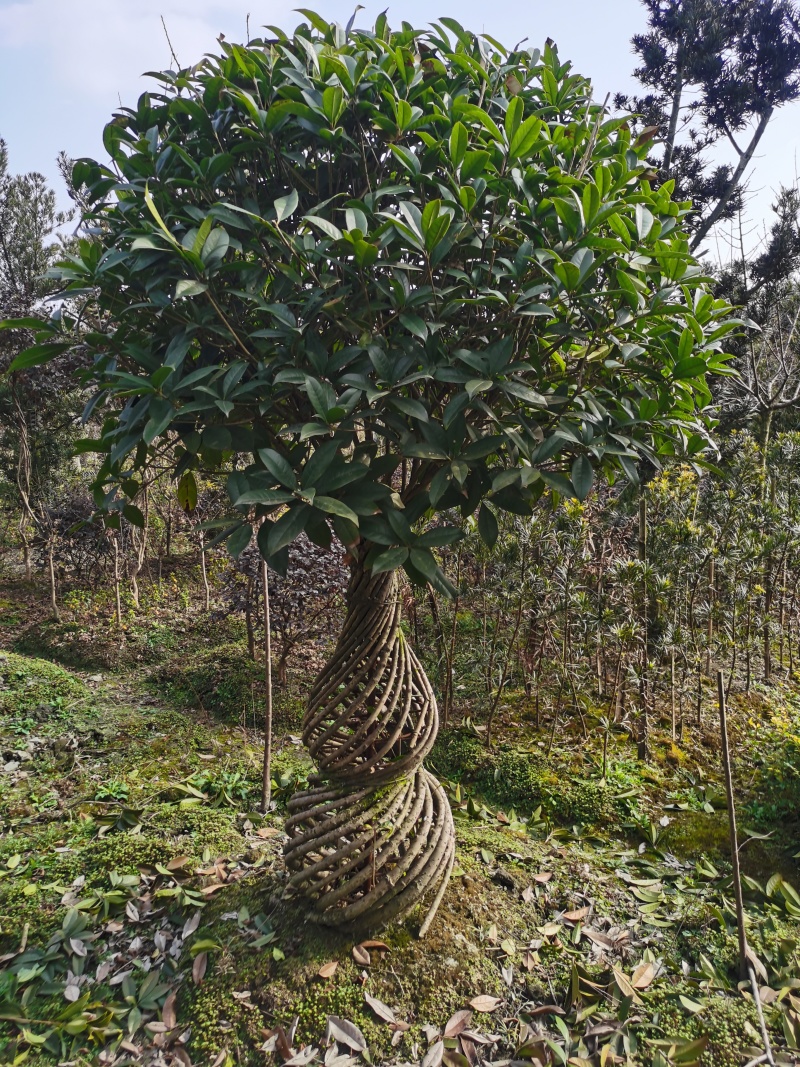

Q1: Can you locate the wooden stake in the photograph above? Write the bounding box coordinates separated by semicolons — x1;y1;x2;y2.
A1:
260;557;273;814
717;670;748;981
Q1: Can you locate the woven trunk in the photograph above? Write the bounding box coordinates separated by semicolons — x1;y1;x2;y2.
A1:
284;558;455;933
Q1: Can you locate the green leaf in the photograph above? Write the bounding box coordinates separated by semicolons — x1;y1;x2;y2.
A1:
460;151;490;181
305;376;337;420
267;504;311;554
539;470;575;497
123;504;145;528
177;472;198;513
144;183;181;249
371;546;409;573
274;189;299;224
477;504;498;548
234;488;294;506
227;522;253;558
202;227;229;266
399;312;427;339
635;203;654;241
143;399;175;444
449;121;468;168
571;455;593;501
257;448;298;490
673;357;707;380
508;114;541;160
175;279;208;298
7;341;72;372
504;96;523;139
0;316;57;333
388;395;428;422
403;443;448;460
313;496;359;525
303;215;342;240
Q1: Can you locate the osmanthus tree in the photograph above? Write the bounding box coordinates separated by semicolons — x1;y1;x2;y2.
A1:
3;14;737;931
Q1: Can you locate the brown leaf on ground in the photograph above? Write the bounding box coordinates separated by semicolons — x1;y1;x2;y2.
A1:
352;944;371;966
358;939;390;952
525;1004;565;1018
631;961;656;989
192;951;208;985
468;995;501;1013
162;990;177;1029
200;883;228;896
364;991;396;1023
257;827;281;838
317;961;338;979
521;886;535;903
421;1041;444;1067
326;1015;367;1052
443;1009;472;1038
562;906;589;922
534;871;553;883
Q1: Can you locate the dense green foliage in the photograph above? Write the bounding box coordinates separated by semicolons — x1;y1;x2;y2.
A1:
5;17;736;592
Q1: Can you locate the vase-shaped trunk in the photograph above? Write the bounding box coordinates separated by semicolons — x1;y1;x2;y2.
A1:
284;559;455;933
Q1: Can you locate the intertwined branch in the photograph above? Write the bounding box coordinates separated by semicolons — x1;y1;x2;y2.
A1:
285;562;455;933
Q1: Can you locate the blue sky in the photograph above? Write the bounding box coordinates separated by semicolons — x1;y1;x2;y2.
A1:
1;0;797;259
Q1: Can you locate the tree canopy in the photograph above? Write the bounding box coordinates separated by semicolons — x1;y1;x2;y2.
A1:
616;0;800;250
5;14;737;593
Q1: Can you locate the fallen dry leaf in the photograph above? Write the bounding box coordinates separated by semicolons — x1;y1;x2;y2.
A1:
534;871;553;884
443;1009;472;1038
166;856;191;871
631;961;656;990
192;951;208;985
421;1041;444;1067
469;995;501;1013
257;827;281;839
562;906;589;923
326;1015;367;1052
521;886;535;903
582;927;615;950
613;966;643;1004
365;991;396;1023
525;1004;566;1018
317;961;338;979
358;939;390;952
162;990;177;1029
200;883;228;896
352;944;371;966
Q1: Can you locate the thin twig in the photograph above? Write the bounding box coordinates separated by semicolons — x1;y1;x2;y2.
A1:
161;16;181;69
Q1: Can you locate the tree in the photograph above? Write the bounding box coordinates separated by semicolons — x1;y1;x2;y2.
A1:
3;14;737;931
0;139;79;591
714;189;800;440
616;0;800;251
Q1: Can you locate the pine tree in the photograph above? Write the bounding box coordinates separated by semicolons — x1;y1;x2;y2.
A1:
617;0;800;251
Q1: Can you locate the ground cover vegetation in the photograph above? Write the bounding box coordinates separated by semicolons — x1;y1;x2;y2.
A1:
1;2;800;1065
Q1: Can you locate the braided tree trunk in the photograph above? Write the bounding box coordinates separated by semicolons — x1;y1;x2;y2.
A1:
284;555;455;934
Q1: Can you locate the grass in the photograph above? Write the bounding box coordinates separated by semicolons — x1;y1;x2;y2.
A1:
0;573;799;1065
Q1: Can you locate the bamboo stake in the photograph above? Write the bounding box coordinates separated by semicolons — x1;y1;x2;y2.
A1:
717;670;748;981
717;677;775;1061
260;557;274;814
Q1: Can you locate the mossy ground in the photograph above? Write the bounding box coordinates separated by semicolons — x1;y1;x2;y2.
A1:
0;575;799;1065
